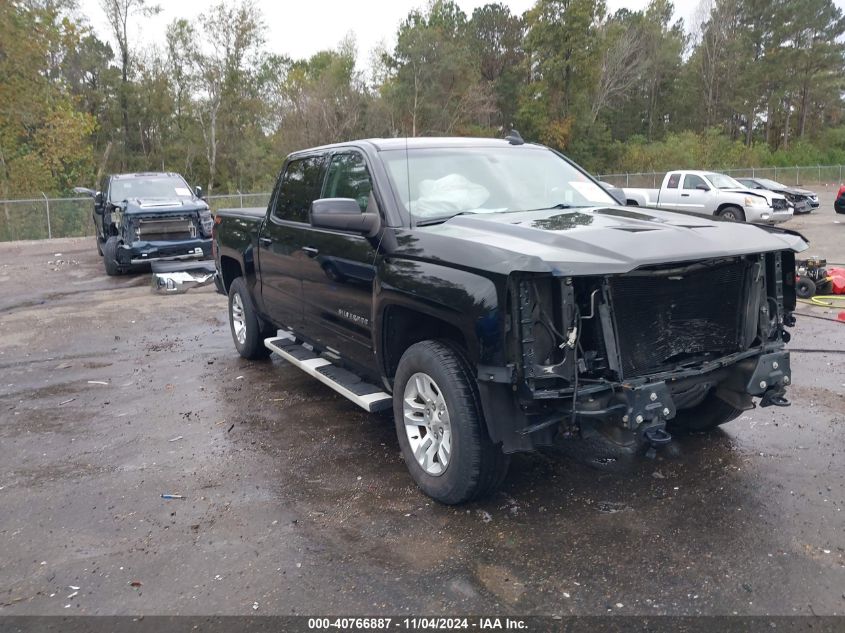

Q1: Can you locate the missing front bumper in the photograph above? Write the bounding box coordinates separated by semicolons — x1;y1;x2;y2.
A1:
150;261;217;295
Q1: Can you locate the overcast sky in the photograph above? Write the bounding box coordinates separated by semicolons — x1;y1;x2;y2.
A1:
76;0;707;69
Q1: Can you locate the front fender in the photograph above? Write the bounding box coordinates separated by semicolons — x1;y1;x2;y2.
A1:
375;258;505;368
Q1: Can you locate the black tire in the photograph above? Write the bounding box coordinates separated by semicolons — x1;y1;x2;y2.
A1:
103;236;123;276
393;340;509;504
96;236;104;256
795;276;816;299
668;391;743;433
718;205;746;222
228;277;272;360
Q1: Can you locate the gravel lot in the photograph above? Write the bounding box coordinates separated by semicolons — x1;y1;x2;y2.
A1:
0;192;843;616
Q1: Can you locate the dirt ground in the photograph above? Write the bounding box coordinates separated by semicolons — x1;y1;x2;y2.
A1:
0;193;843;616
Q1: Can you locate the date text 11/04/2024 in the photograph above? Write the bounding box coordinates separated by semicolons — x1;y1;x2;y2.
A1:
307;618;527;630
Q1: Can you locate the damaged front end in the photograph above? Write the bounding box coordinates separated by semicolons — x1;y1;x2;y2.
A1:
115;204;214;266
503;251;797;454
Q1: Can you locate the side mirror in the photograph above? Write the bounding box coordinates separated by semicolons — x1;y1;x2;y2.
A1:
195;185;204;199
73;186;96;198
696;184;710;192
608;189;626;205
310;198;379;236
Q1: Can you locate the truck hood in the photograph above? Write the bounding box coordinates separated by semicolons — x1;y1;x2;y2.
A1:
721;188;785;203
404;206;807;276
773;186;816;198
120;198;209;215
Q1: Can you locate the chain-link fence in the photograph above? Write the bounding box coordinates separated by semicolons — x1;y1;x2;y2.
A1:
0;196;92;242
0;192;273;242
597;165;845;189
3;165;844;242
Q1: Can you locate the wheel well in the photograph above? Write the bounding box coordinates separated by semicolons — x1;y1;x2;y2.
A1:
219;256;242;293
382;305;468;379
716;203;741;215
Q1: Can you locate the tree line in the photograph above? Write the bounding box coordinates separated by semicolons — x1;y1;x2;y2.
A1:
2;0;845;200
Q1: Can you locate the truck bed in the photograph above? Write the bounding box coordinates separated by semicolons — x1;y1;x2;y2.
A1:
622;187;660;205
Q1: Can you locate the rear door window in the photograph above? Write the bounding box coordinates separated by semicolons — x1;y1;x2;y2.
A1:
666;174;680;189
272;155;326;223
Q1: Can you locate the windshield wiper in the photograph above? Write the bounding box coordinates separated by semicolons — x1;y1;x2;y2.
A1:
415;211;480;226
525;203;577;212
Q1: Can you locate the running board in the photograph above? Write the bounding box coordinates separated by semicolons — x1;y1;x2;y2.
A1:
264;332;393;413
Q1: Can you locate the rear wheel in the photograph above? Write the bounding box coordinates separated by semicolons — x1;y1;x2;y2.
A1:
228;277;272;360
393;340;509;504
668;391;744;433
103;236;123;276
718;206;746;222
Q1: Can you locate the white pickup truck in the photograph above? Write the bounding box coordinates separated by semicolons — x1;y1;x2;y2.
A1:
622;170;793;224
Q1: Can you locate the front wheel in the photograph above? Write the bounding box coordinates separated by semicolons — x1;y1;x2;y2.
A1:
228;277;272;360
103;236;123;276
718;206;746;222
393;340;509;504
668;391;744;433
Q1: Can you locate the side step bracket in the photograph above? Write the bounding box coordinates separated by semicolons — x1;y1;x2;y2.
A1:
264;333;392;413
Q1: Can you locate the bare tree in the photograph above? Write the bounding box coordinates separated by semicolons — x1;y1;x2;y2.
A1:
168;0;265;194
592;23;646;122
693;0;743;129
99;0;160;165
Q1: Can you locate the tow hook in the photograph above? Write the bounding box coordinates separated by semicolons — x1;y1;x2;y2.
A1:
760;388;790;408
642;425;672;459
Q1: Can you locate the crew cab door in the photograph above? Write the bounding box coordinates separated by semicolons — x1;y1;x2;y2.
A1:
257;154;326;332
298;150;380;375
678;174;712;214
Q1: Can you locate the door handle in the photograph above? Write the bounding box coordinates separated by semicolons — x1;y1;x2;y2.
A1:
259;237;273;245
302;246;319;258
681;193;690;197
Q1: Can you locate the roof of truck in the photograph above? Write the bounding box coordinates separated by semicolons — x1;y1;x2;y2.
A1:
110;172;184;180
294;137;545;154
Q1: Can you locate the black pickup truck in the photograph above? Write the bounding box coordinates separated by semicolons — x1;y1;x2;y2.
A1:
213;137;806;504
76;172;213;275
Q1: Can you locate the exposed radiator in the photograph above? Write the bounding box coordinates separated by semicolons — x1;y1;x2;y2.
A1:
608;260;748;377
137;217;196;241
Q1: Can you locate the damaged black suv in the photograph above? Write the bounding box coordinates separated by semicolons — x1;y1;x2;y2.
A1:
76;172;213;275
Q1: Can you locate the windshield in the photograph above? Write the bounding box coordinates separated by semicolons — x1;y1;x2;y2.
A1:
756;178;787;189
380;146;617;221
109;176;193;202
705;173;745;190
